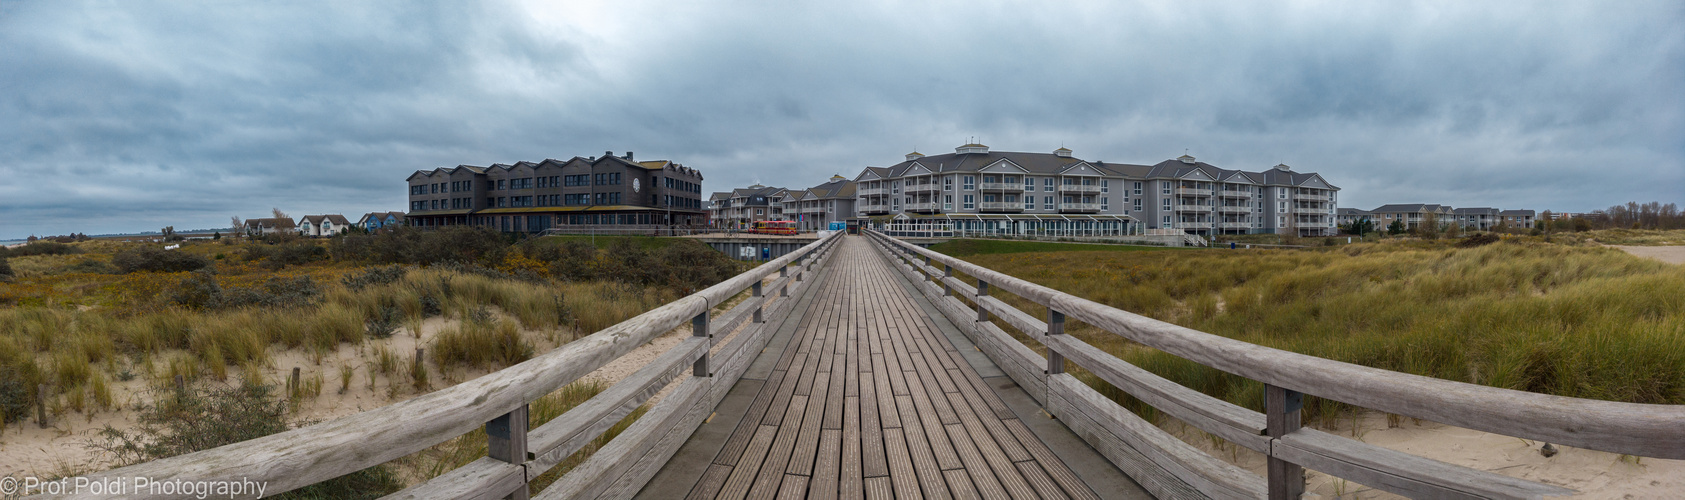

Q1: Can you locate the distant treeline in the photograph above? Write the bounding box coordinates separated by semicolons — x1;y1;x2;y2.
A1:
1564;201;1685;230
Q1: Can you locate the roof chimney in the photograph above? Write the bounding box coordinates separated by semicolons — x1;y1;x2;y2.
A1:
625;151;633;161
1053;146;1073;158
906;151;925;161
1177;154;1196;165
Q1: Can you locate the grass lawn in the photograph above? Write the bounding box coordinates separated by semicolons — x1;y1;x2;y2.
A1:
927;238;1185;257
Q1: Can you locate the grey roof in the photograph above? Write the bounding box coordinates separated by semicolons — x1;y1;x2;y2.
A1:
1371;204;1452;213
1452;207;1500;215
804;177;857;200
1337;208;1371;216
884;150;1095;176
300;214;351;226
1499;209;1536;216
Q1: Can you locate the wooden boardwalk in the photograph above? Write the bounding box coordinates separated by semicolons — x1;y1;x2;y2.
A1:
683;237;1099;500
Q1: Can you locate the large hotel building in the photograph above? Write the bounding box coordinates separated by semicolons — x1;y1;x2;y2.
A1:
405;152;706;232
849;143;1341;236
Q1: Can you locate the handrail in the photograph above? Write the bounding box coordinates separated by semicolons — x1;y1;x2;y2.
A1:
47;232;842;500
866;230;1681;499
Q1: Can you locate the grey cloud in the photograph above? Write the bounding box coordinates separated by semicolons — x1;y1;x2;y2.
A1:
1;0;1681;239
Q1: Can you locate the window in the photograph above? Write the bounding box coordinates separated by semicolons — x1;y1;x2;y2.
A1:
1102;180;1109;193
983;194;997;203
963;176;975;190
1163;199;1171;210
496;180;506;190
497;197;507;208
1163;215;1172;224
1044;178;1054;191
1134;199;1143;211
1044;197;1054;210
1101;196;1109;210
1024;196;1035;209
945;177;954;191
944;195;953;210
1162;182;1170;195
1025;177;1036;190
1279;189;1287;199
963;194;975;210
1133;182;1142;195
536;177;546;188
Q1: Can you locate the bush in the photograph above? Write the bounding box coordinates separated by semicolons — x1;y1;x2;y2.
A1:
331;226;508;265
113;246;212;273
64;258;116;274
244;242;327;270
342;265;408;291
2;241;80;258
89;384;402;499
173;273;322;309
0;257;11;278
1458;233;1501;248
0;376;29;424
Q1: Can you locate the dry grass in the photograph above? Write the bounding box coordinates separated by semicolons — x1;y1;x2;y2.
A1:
951;238;1685;423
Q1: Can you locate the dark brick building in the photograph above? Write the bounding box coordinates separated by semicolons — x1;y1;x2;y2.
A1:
406;152;705;233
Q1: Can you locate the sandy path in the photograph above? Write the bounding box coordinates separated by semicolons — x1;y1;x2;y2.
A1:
1165;411;1682;498
1611;245;1685;264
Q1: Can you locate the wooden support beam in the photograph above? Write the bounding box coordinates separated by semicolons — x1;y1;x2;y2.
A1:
487;405;531;500
1266;384;1304;500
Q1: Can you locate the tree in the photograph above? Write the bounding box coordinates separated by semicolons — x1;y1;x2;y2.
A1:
1353;217;1374;236
1387;219;1406;235
230;216;243;233
1416;213;1442;240
213;232;222;240
161;226;184;242
272;208;290;220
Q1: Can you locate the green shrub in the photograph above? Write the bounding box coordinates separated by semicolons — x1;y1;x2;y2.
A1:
63;258;116;274
343;265;408;291
244;242;328;270
0;257;11;278
3;241;80;257
112;246;211;273
331;226;509;265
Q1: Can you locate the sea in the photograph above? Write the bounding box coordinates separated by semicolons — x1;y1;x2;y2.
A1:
0;239;26;247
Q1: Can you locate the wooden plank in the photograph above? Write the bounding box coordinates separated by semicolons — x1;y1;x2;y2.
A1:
1002;419;1101;500
776;474;809;500
875;233;1685;459
1015;460;1070;500
684;464;734;500
809;429;843;500
1043;334;1272;454
841;395;864;500
529;337;708;476
747;395;811;500
380;457;524;500
943;423;1013;500
881;428;924;500
1274;428;1575;499
1045;384;1204;500
1049;374;1262;500
717;426;780;500
943;469;981;500
787;372;832;475
715;369;785;466
977;296;1045;340
943;370;1033;463
538;377;709;500
596;381;718;500
899;393;962;471
860;357;890;478
864;477;894;500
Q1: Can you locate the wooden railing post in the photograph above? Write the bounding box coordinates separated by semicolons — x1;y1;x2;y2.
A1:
487;404;530;500
1266;384;1305;500
752;281;764;324
943;264;953;296
976;280;990;322
692;312;711;377
1046;309;1065;375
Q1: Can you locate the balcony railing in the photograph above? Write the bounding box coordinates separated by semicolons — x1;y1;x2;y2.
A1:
1217;206;1250;214
1218;190;1252;199
1294;193;1330;201
979;182;1025;192
904;184;940;194
905;202;941;212
1219;222;1251;229
1058;203;1102;213
1175;204;1213;212
858;187;889;196
1059;184;1102;194
978;202;1024;212
859;204;891;214
1175;222;1210;229
1175;187;1212;196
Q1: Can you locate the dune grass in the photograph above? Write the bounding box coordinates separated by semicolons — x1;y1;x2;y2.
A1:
946;238;1685;423
927;238;1184;257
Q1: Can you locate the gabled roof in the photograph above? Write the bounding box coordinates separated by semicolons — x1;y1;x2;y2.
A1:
299;214;352;226
1336;208;1371;216
1371;204;1452;213
1499;209;1536;216
883;150;1095;176
804;177;857;199
854;167;892;181
245;218;296;229
1452;207;1500;215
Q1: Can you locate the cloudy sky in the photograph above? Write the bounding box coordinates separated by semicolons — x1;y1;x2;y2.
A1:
2;0;1680;238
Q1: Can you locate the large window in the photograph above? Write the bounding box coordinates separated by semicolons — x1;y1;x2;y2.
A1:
1044;178;1055;191
1024;196;1035;210
962;194;975;210
944;195;953;211
944;177;954;191
962;176;975;191
1133;182;1142;195
1025;177;1036;191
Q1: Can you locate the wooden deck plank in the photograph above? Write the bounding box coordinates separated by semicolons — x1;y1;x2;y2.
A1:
685;237;1109;500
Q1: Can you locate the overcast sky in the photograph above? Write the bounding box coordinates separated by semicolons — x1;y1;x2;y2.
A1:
2;1;1681;239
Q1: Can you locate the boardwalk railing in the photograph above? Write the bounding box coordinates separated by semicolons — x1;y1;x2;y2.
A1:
50;232;842;500
865;230;1684;500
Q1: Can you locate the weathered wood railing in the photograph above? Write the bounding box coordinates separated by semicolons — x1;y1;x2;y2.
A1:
42;232;841;500
865;230;1684;500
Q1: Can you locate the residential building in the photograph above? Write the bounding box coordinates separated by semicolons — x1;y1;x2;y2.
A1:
298;214;352;237
1336;208;1372;228
356;212;405;230
1452;207;1500;231
1499;209;1536;229
852;143;1341;236
709;185;786;229
787;175;858;231
243;218;296;236
405;152;706;233
1369;204;1455;231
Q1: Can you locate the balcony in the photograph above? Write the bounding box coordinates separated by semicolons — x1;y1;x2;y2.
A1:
905;202;941;212
1218;190;1252;199
979;182;1024;192
859;204;890;214
978;202;1024;213
1217;206;1250;214
1058;184;1102;194
904;184;940;194
1294;193;1330;202
1059;203;1102;213
1219;222;1251;229
1175;222;1210;229
858;187;889;196
1175;204;1212;212
1175;187;1212;196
